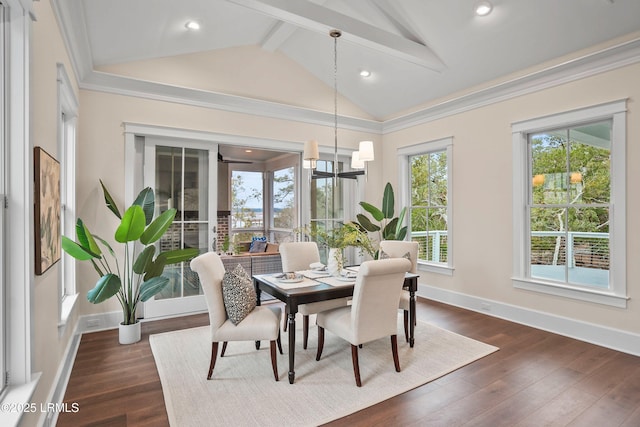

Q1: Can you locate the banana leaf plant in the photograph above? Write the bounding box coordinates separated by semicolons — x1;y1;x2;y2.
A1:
61;180;199;325
354;182;408;258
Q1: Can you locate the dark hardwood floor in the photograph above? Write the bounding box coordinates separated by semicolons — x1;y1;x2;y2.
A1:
58;299;640;426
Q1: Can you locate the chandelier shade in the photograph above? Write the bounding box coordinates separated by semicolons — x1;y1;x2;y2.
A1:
358;140;375;162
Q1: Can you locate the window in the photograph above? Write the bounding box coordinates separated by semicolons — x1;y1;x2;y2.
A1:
398;138;453;275
310;159;345;263
57;64;79;327
231;170;265;245
512;100;627;307
270;166;296;243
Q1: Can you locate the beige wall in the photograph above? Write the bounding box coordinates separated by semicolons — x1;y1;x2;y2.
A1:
25;1;80;426
383;62;640;334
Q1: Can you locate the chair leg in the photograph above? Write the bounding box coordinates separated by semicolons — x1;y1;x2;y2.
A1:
391;335;401;372
283;316;288;332
315;326;325;361
221;341;228;357
351;344;362;387
207;342;219;380
403;310;409;343
303;315;309;349
276;330;283;355
270;340;279;381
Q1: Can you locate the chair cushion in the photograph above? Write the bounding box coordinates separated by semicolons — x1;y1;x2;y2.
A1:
222;264;257;325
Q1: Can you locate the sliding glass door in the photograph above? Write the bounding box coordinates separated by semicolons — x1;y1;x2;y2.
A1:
143;139;216;319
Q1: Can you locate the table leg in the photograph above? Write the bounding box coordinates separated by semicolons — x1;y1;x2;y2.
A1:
409;286;416;348
287;312;296;384
255;283;262;350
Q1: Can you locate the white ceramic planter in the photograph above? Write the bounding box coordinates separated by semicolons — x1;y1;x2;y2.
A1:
119;322;141;345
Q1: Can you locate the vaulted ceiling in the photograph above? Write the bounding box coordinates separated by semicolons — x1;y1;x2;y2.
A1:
54;0;640;125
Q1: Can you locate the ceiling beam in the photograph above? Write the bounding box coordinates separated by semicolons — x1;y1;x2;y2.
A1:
226;0;445;71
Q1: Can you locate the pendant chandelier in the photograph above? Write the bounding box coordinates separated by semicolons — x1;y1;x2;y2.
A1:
303;29;374;180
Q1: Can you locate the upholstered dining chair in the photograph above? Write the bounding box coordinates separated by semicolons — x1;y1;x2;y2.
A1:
190;252;283;381
279;241;350;349
378;240;419;343
315;257;412;386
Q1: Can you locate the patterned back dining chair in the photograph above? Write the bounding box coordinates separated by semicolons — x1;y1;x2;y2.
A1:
190;252;282;381
315;258;412;386
279;241;350;349
378;240;419;343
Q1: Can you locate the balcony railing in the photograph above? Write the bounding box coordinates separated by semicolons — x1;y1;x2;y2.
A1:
410;230;610;271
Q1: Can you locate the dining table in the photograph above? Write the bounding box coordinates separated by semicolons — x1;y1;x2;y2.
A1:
252;267;419;384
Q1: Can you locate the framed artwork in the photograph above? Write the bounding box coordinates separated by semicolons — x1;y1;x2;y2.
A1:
34;147;61;275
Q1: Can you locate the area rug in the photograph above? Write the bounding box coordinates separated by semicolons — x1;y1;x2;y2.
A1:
150;315;498;427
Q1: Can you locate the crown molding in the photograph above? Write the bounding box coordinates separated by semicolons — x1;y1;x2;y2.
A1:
382;37;640;134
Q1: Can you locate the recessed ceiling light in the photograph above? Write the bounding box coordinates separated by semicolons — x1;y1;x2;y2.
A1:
474;1;493;16
185;21;200;30
244;149;252;153
360;70;371;78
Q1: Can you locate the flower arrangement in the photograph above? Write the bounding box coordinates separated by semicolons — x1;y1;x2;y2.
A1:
298;222;375;259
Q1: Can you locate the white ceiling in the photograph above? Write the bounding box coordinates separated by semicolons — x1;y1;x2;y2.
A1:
55;0;640;121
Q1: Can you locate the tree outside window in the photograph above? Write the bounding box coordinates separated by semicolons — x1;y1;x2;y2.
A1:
409;150;448;263
529;120;611;288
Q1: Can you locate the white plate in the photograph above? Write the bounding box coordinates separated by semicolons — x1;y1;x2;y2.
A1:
277;273;304;283
278;277;304;283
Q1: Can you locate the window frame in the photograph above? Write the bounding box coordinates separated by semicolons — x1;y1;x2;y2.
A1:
57;63;78;330
512;99;628;308
398;137;454;276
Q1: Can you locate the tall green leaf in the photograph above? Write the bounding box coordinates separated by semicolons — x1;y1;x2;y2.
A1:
381;182;395;219
359;202;384;222
133;245;156;274
395;207;407;237
76;219;101;256
61;236;97;261
356;213;380;232
383;218;398;239
156;248;200;265
100;179;121;219
138;276;170;302
133;187;155;225
115;205;146;243
87;274;121;304
140;208;176;245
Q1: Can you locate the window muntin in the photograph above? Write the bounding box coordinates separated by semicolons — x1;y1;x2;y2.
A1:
410;150;448;264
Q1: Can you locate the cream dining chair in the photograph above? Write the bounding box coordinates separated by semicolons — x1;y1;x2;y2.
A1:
279;241;350;349
190;252;283;381
315;257;412;386
378;240;419;343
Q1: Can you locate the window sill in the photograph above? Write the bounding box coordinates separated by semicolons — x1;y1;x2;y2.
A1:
58;293;79;337
417;262;454;276
0;372;41;427
513;277;628;308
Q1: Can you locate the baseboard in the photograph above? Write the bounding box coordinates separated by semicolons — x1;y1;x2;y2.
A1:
417;284;640;357
78;311;123;334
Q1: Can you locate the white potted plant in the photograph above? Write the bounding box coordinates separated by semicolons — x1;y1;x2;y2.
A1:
62;180;199;344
